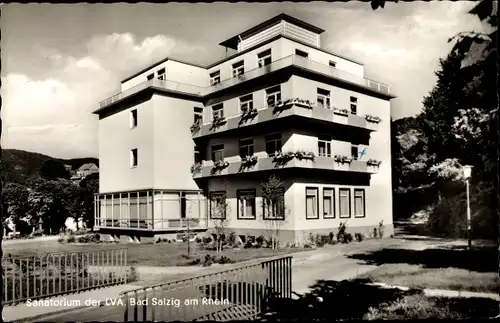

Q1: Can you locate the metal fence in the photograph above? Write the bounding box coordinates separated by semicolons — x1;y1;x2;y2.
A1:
2;248;129;306
120;255;292;321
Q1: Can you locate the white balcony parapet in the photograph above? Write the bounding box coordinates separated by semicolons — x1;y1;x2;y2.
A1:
98;55;392;110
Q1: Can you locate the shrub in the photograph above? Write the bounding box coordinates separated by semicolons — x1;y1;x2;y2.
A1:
303;243;312;248
373;228;379;239
180;258;201;266
57;237;65;244
67;235;76;243
76;233;99;243
202;237;213;244
378;221;385;238
203;254;217;267
218;256;234;264
344;232;353;243
354;233;365;242
256;235;265;247
226;232;237;246
181;253;190;259
31;230;43;237
308;233;315;244
314;234;330;247
336;222;347;243
128;267;139;282
195;237;202;243
328;232;336;244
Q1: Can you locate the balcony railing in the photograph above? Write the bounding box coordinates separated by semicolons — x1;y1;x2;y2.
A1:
192;156;381;179
192;100;380;138
98;55;392;110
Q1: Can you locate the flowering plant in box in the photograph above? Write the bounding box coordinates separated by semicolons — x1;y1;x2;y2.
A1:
190;163;202;174
367;159;382;167
365;114;382;123
334;154;353;164
294;150;315;161
334;108;349;116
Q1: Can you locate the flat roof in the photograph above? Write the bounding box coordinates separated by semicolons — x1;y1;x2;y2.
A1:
219;13;326;50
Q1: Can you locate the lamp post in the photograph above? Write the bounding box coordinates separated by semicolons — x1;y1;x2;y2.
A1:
462;165;473;249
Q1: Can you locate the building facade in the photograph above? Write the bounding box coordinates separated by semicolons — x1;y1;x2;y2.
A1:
93;14;396;244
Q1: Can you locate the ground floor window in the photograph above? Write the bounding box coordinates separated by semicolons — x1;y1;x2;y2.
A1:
263;187;285;220
305;187;319;219
209;191;227;219
354;189;366;218
323;188;335;218
339;188;351;218
237;189;256;219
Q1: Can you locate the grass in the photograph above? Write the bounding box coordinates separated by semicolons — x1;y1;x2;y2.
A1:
358;263;500;293
364;293;499;320
2;239;309;267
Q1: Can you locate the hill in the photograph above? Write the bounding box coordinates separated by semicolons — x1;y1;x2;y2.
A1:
1;149;99;185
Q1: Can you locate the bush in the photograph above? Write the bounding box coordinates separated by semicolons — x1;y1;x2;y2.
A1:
226;232;237;246
195;237;202;243
328;232;336;244
354;233;365;242
344;232;353;243
31;230;43;237
218;256;234;264
256;235;265;247
336;222;348;243
57;237;65;244
181;253;190;259
66;235;76;243
314;234;330;247
378;221;385;238
202;237;213;244
203;254;217;267
303;243;312;248
76;233;99;243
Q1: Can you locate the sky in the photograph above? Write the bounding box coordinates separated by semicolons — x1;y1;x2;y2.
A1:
0;2;487;159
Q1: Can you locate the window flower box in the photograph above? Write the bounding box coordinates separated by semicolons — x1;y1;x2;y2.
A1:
333;154;353;164
190;162;202;175
241;155;258;168
272;97;314;114
273;151;296;164
190;122;201;134
367;159;382;167
240;108;258;122
213;160;229;169
365;114;382;123
210;115;227;129
294;150;315;161
333;108;349;116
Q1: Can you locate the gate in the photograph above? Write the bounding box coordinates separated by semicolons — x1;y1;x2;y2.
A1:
120;255;292;321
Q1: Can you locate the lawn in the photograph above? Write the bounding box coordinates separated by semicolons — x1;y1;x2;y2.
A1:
2;239;309;267
357;263;500;293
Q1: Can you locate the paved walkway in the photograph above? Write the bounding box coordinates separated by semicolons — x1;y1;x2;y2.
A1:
2;284;143;322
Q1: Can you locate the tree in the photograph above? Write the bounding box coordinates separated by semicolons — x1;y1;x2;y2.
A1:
39;159;71;180
2;183;31;233
80;173;99;229
261;175;287;250
210;183;231;253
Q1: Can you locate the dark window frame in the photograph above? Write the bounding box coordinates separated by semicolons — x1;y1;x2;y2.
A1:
130;148;138;168
209;191;227;220
265;133;283;157
295;49;309;58
130;109;138;128
211;144;224;162
350;96;358;115
262;187;286;220
318;135;332;157
339;188;351;219
239;138;255;158
305;187;320;220
354;188;366;218
323;187;336;219
237;189;257;220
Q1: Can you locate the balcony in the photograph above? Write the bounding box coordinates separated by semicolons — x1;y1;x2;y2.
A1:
191;99;381;139
191;155;381;179
97;55;392;111
95;218;207;231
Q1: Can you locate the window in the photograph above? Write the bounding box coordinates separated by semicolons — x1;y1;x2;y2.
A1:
265;133;282;157
130;109;138;128
194;107;203;124
351;145;359;160
354;189;366;218
209;192;226;219
339;188;351;218
212;104;224;120
306;187;319;219
240;94;253;114
157;68;166;81
323;188;335;219
194;146;201;163
237;190;256;219
130;149;138;168
317;88;331;109
295;49;309;58
211;144;224;162
266;85;281;107
180;192;186;219
147;73;154;80
239;138;254;158
210;71;220;85
263;187;285;220
350;97;358;115
329;61;337;68
318;135;332;157
232;61;245;77
258;49;272;67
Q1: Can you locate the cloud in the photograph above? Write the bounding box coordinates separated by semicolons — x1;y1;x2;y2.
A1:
2;33;204;158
